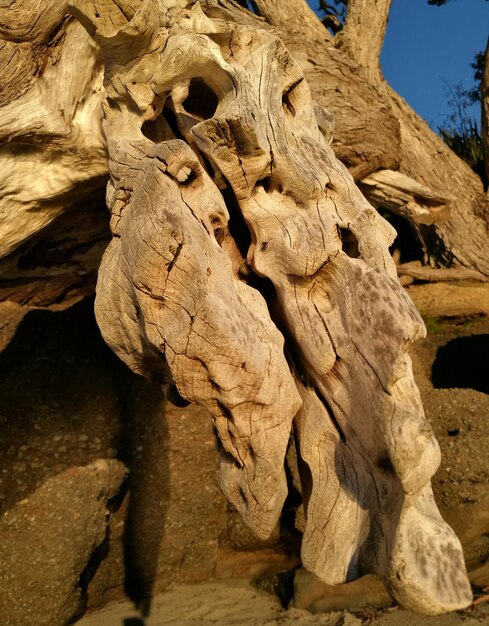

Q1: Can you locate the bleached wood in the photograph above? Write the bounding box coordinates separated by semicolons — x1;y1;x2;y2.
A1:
359;169;451;225
397;262;489;283
69;0;302;539
259;0;489;275
335;0;392;82
67;0;472;614
0;12;107;259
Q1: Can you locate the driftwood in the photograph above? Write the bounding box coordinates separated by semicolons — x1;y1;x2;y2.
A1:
359;169;451;225
397;262;489;284
0;10;107;259
63;0;473;614
1;0;488;306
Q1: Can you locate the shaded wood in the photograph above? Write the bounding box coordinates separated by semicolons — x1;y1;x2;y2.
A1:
0;11;107;260
0;193;109;307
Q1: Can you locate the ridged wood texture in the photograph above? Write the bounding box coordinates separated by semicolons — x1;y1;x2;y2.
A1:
67;0;472;614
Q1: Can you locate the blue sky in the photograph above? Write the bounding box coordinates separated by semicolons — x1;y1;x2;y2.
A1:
381;0;488;130
308;0;489;131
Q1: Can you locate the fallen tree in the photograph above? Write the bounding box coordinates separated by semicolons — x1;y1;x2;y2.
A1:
0;0;484;616
1;0;488;306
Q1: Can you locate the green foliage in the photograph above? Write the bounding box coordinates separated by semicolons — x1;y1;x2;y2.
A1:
437;80;486;181
429;0;487;180
422;315;442;334
465;51;485;103
439;120;484;170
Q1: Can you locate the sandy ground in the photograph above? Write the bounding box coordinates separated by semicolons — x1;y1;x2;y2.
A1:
74;580;489;626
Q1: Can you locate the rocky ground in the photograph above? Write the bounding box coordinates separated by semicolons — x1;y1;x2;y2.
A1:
1;281;489;626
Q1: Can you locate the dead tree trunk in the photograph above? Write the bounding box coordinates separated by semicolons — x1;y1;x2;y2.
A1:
1;0;487;298
256;0;489;275
0;0;484;616
63;0;472;614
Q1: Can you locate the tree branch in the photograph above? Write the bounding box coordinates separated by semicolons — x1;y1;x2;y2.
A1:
336;0;392;82
359;169;451;225
397;261;489;284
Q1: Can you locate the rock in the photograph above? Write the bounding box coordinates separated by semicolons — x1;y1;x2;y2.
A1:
0;459;126;626
0;298;230;615
0;301;28;352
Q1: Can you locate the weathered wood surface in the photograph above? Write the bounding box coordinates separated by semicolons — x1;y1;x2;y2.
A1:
334;0;391;83
359;169;451;225
0;6;107;260
397;262;489;284
2;0;488;308
66;0;472;614
261;0;489;275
